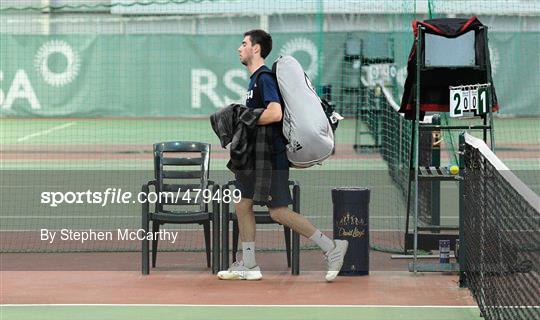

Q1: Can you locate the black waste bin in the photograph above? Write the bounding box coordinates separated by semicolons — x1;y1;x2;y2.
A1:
331;187;370;276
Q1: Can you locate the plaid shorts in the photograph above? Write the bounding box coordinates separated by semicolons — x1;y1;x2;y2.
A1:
235;151;292;208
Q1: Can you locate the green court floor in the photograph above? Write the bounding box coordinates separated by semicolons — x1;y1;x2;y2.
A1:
1;305;483;320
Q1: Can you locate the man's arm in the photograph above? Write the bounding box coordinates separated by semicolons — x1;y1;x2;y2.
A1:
257;102;282;125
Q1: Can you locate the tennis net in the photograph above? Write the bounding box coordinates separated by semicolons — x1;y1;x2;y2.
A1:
461;132;539;320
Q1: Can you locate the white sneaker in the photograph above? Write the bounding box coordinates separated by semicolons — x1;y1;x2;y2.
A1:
217;261;263;281
324;240;349;282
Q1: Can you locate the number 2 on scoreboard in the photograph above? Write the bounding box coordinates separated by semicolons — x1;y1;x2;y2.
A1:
450;89;462;117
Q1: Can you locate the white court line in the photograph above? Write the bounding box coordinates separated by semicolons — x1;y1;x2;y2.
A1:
0;215;459;219
3;215;450;220
306;215;458;219
0;229;322;232
0;304;481;308
0;229;438;232
17;122;76;142
4;228;537;232
0;216;141;219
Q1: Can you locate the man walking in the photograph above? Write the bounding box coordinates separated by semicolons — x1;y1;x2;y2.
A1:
217;29;348;282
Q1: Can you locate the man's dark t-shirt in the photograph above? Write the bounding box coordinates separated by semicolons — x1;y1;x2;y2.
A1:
246;65;287;153
239;65;292;207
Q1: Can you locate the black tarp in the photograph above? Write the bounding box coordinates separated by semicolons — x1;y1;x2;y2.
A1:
399;16;499;120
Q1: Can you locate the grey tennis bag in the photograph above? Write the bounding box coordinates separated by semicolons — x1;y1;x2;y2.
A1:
259;55;341;168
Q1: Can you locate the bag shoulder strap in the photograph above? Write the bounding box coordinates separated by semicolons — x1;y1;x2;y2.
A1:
253;70;276;91
253;70;277;107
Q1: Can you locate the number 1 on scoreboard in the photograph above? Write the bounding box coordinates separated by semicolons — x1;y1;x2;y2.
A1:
477;87;487;115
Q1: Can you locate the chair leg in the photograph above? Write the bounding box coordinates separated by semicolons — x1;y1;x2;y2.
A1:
212;215;220;274
232;220;239;263
152;221;160;268
292;183;301;275
203;221;211;268
284;226;292;268
142;214;150;275
292;230;300;275
221;204;230;270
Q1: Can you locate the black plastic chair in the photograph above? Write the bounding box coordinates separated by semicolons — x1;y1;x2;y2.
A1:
141;141;220;274
221;180;300;275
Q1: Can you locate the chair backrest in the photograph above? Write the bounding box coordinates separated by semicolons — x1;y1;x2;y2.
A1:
153;141;210;212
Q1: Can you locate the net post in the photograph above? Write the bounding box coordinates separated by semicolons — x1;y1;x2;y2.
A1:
458;132;467;288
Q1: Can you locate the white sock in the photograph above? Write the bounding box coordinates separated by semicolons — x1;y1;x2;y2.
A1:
309;230;335;253
242;242;257;268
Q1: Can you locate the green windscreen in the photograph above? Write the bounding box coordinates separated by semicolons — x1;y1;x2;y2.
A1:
1;1;538;255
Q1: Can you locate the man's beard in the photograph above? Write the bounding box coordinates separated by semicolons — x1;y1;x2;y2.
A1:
240;55;250;66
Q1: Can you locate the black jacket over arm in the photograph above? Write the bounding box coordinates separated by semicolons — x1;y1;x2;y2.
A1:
210;104;273;203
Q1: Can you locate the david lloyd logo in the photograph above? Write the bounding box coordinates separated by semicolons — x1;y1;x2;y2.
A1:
337;212;366;238
0;40;80;110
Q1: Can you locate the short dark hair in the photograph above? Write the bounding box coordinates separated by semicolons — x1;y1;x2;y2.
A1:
244;29;272;59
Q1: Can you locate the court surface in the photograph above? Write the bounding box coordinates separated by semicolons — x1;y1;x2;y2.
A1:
1;268;481;320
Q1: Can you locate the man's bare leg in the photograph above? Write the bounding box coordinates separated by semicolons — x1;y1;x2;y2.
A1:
235;198;257;268
267;206;316;238
268;206;335;252
268;206;348;282
235;198;255;242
